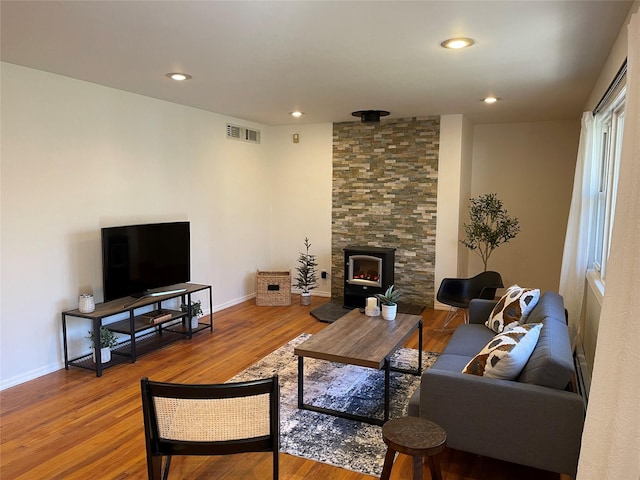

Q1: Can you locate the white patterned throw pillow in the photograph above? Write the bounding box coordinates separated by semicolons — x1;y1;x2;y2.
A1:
486;284;540;333
462;323;543;380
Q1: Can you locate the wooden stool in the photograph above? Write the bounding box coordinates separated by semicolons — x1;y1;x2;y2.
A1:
380;416;447;480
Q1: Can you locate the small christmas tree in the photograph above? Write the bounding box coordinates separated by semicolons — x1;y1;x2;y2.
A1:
295;237;319;295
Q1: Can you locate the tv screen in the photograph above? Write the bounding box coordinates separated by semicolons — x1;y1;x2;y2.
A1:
101;221;190;302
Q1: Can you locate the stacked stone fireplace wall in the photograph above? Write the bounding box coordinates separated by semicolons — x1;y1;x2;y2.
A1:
331;116;440;308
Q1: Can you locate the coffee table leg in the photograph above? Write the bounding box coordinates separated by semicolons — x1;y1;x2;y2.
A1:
297;356;304;409
384;357;390;422
418;319;423;373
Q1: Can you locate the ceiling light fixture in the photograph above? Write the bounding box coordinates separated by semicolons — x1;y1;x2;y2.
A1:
440;38;475;49
166;73;192;81
290;111;304;118
351;110;390;123
483;96;499;104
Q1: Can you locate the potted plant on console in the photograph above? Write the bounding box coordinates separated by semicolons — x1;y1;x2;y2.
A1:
86;326;118;364
295;237;319;306
376;285;402;321
181;300;202;329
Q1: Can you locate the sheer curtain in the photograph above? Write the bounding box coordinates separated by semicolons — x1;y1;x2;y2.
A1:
577;12;640;480
559;111;594;340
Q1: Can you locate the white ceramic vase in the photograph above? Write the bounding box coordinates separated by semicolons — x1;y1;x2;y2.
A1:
92;347;111;364
300;292;311;306
191;316;199;329
381;304;397;321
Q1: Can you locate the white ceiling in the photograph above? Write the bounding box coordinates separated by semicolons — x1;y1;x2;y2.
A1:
0;1;633;126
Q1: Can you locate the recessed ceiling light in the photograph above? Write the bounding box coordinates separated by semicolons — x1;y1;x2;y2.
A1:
166;73;192;81
483;96;500;104
290;111;304;118
440;38;475;49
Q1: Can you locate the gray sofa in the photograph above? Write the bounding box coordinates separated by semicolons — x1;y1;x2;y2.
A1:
408;291;585;477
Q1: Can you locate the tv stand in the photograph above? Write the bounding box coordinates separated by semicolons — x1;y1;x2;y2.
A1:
62;283;212;377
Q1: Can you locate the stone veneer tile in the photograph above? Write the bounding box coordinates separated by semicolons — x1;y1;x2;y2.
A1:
331;116;439;308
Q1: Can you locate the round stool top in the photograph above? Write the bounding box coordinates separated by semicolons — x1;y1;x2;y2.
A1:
382;416;447;456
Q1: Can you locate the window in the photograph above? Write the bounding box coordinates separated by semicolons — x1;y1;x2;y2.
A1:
591;87;625;284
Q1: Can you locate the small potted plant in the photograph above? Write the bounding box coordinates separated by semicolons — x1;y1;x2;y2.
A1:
375;285;402;320
86;326;118;364
181;300;202;329
295;237;319;306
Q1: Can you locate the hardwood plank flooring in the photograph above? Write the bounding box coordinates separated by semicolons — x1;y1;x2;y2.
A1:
1;296;569;480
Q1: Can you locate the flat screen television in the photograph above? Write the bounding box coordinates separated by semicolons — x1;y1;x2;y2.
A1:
101;221;190;302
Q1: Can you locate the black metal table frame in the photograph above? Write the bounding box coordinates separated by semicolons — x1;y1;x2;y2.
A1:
297;320;422;426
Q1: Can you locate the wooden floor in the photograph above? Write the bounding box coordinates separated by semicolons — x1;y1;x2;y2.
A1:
1;296;569;480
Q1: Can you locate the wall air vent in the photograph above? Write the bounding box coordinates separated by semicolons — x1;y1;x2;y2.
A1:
245;128;259;143
226;124;241;139
226;123;261;144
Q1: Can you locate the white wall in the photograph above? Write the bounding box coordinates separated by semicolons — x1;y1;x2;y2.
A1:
458;115;474;277
434;115;473;308
584;1;637;111
266;124;333;297
0;63;275;388
469;120;580;292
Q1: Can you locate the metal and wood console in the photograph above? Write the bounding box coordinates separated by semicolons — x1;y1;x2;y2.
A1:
62;283;212;377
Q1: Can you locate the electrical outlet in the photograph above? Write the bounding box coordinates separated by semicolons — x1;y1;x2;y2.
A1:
321;271;328;279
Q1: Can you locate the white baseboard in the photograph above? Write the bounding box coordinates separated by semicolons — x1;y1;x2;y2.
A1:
212;293;255;312
309;290;331;298
433;301;449;310
1;362;64;391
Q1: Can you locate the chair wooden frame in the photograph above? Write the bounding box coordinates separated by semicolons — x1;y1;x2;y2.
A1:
140;375;279;480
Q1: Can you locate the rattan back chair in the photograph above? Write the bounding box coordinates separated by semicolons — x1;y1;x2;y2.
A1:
140;375;280;480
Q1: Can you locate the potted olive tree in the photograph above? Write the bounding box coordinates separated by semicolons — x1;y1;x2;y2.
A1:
86;326;118;364
294;237;319;306
375;285;402;320
461;193;520;271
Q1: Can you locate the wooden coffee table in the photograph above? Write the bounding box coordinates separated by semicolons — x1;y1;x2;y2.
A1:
294;308;423;426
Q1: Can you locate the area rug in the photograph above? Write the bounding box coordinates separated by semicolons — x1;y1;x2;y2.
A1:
229;334;438;477
310;300;426;323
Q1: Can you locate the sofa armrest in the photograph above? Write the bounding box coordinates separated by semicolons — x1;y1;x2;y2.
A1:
420;368;584;476
468;299;497;324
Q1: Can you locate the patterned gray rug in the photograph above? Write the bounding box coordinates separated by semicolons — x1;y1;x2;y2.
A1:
230;334;438;477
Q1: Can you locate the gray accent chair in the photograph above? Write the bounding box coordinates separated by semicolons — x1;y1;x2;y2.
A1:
409;292;585;477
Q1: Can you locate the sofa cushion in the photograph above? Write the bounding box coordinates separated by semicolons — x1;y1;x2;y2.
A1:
463;323;543;379
441;324;496;357
431;353;474;373
486;284;540;333
524;291;566;326
518;312;575;389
